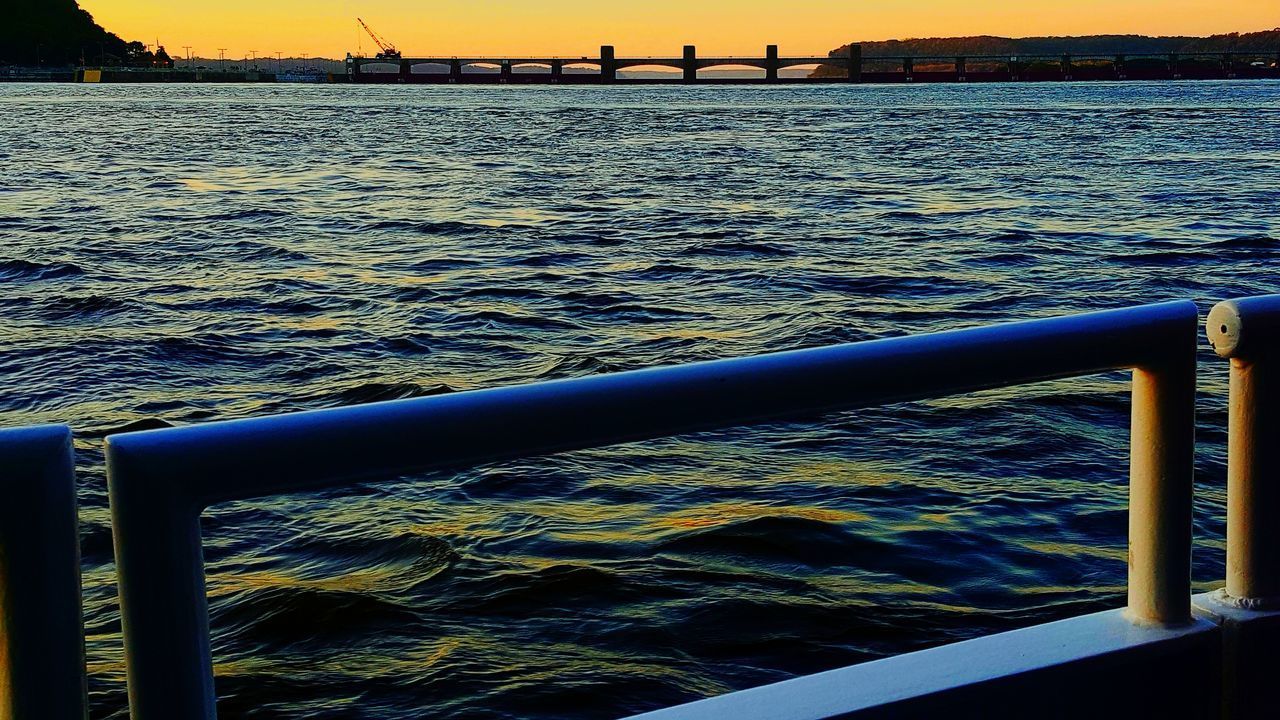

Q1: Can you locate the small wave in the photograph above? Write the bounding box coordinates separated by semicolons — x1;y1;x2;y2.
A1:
457;564;635;613
39;294;134;319
0;258;85;281
657;515;884;569
686;241;795;258
82;417;175;439
363;219;481;235
211;585;422;648
322;381;456;406
803;274;975;297
224;240;312;263
1106;236;1278;265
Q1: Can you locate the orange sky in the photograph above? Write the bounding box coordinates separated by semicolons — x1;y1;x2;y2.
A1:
78;0;1277;58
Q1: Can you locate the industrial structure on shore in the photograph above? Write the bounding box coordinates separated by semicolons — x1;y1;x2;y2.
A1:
344;42;1280;84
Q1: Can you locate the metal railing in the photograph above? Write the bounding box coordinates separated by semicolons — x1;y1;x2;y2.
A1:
99;300;1199;719
1207;295;1280;605
0;424;86;720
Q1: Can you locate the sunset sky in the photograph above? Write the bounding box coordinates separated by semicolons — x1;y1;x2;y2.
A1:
78;0;1277;58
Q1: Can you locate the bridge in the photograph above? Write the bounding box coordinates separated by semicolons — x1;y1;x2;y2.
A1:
346;44;1280;83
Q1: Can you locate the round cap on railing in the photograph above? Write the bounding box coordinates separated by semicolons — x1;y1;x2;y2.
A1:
1207;295;1280;359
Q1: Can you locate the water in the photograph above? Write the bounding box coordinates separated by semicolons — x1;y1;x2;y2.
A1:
2;80;1278;719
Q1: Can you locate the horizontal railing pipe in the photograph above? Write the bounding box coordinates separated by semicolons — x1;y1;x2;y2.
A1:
0;424;87;720
1208;295;1280;603
107;300;1199;719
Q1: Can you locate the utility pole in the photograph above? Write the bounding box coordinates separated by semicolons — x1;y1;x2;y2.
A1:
275;51;282;74
218;48;226;73
248;50;257;69
183;46;192;70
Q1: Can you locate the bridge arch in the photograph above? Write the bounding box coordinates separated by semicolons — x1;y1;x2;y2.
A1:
615;59;683;71
358;61;399;74
696;62;766;79
511;62;552;73
777;59;827;71
409;62;450;74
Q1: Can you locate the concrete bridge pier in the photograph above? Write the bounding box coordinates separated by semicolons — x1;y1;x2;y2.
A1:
1115;54;1126;80
765;45;778;81
956;56;966;82
551;59;563;82
903;57;913;82
1170;53;1181;79
600;45;616;83
848;43;861;82
683;45;696;82
1009;57;1020;81
1222;52;1236;78
449;59;462;83
500;60;512;82
1061;54;1072;80
399;59;411;82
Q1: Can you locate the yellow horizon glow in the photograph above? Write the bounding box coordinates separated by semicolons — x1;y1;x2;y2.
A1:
78;0;1278;59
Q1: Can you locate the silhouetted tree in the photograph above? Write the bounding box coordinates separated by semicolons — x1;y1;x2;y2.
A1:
2;0;142;66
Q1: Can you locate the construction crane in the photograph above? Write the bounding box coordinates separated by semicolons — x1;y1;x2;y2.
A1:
357;18;401;60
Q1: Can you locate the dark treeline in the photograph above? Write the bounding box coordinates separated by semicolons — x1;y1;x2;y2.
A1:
830;29;1280;59
2;0;172;67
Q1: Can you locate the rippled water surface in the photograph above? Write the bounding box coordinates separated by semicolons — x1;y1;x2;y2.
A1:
2;81;1279;719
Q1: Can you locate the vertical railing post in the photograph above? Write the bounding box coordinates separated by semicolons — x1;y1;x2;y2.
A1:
1127;321;1197;624
1207;296;1280;601
108;444;216;720
0;424;87;720
1197;295;1280;719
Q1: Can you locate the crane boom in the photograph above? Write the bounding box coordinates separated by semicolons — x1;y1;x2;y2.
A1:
357;18;400;59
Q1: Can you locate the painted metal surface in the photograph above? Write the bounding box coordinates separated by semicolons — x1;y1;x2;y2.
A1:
624;609;1219;720
1195;294;1280;719
1207;295;1280;603
105;300;1199;719
0;424;87;720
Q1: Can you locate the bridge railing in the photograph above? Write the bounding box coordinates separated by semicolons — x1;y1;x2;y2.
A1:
102;300;1201;719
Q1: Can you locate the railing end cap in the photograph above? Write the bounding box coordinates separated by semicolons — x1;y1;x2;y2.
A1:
1208;295;1280;359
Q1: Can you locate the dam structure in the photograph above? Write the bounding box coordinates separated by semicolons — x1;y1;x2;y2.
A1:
347;43;1280;83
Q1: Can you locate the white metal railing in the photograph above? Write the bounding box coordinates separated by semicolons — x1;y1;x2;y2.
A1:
1206;295;1280;605
99;300;1200;719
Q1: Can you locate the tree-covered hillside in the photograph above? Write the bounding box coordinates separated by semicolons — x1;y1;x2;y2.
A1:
829;29;1280;59
2;0;170;67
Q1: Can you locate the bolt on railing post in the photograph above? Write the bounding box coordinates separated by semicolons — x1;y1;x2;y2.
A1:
0;424;88;720
1126;323;1197;625
1208;295;1280;602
